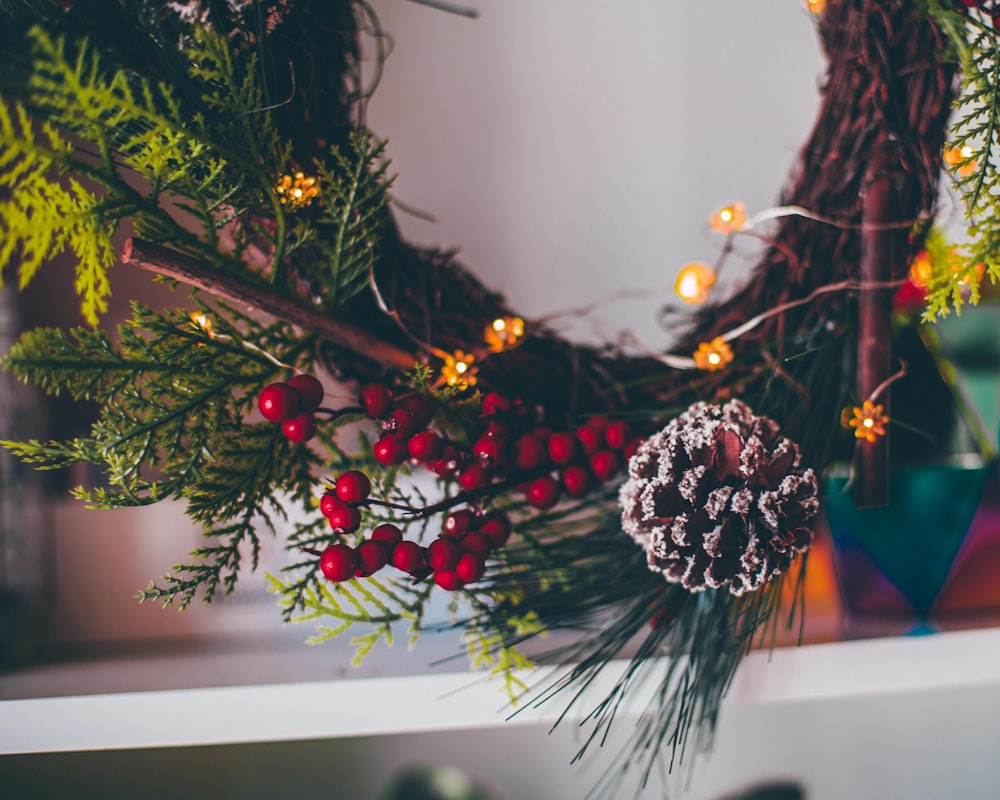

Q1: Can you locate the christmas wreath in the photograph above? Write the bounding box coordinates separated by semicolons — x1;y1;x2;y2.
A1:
0;0;997;791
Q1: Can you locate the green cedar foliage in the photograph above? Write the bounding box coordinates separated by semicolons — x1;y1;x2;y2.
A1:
0;23;392;324
926;4;1000;316
1;299;321;607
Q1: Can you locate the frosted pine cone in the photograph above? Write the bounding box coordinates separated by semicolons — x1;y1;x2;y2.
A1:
619;400;818;596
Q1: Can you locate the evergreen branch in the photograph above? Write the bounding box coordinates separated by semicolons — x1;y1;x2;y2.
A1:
932;20;1000;315
268;571;433;665
138;514;258;609
312;132;394;307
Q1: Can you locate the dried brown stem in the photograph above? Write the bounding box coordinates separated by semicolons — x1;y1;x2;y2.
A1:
122;237;419;372
855;146;906;507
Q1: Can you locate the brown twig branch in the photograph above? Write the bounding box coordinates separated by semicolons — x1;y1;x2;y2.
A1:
122;237;419;373
855;145;907;508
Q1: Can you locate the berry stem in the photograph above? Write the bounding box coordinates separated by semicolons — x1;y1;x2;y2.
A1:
365;468;550;519
314;405;364;419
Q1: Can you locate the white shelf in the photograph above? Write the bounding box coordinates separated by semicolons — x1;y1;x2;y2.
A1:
4;628;1000;799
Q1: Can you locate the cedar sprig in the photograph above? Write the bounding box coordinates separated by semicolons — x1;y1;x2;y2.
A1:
929;13;1000;316
267;571;434;666
0;26;286;323
3;299;324;605
296;131;394;309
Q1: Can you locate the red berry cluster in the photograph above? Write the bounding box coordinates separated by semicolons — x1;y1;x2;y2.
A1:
510;413;642;510
309;380;642;593
318;480;512;592
258;374;325;443
356;383;444;469
425;508;511;590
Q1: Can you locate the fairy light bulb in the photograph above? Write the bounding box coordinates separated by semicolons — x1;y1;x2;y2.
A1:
484;315;525;352
909;251;933;288
806;0;826;13
275;171;320;208
709;202;747;235
842;400;889;443
675;262;717;305
943;145;977;178
693;337;733;371
441;350;478;389
190;311;214;338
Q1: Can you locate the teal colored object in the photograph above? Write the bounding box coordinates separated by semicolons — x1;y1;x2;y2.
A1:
826;462;991;617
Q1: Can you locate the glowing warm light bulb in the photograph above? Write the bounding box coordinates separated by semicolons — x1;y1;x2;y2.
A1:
275;171;320;207
842;400;889;443
709;202;747;235
441;350;478;389
190;311;214;338
693;338;733;371
484;315;526;352
674;262;717;305
806;0;826;13
908;251;933;288
943;145;977;178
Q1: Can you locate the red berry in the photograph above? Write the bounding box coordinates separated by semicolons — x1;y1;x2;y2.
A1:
373;434;408;466
398;394;434;430
481;393;512;416
460;531;492;557
391;540;427;574
483;419;511;439
282;412;317;443
428;445;463;478
624;437;643;460
548;431;578;465
319;544;358;582
443;509;477;538
382;407;416;438
408;430;443;461
561;464;592;498
359;383;393;418
336;470;371;504
604;421;632;450
473;436;507;470
480;513;512;549
371;523;403;547
458;463;489;491
327;501;362;532
287;374;324;411
433;569;465;591
320;490;340;518
455;553;486;584
258;382;299;422
525;475;561;509
356;540;389;576
591;449;622;482
512;434;547;471
428;537;461;571
575;425;603;456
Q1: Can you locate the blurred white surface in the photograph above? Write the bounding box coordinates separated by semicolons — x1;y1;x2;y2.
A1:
366;0;825;346
8;6;988;800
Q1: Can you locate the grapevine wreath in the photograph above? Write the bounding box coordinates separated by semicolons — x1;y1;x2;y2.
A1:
1;0;999;790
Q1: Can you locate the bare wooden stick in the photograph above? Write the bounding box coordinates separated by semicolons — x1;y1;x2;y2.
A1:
122;237;419;372
855;146;903;508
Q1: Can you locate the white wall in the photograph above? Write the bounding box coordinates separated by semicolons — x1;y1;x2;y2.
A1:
366;0;825;346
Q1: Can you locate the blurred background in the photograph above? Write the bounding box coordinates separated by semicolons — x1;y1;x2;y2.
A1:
4;2;1000;798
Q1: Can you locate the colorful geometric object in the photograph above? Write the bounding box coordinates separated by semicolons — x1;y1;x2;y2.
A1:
934;471;1000;615
826;462;992;621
